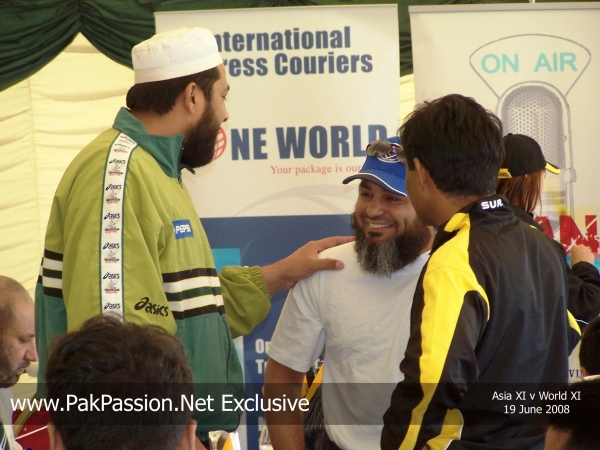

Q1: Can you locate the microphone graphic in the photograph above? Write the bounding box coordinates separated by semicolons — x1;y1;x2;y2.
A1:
499;82;574;233
469;34;591;235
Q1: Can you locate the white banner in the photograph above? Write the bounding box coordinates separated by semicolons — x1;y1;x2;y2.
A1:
156;7;400;449
156;5;400;218
410;3;600;244
410;2;600;380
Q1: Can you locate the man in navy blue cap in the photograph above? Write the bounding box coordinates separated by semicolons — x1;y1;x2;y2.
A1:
264;138;434;450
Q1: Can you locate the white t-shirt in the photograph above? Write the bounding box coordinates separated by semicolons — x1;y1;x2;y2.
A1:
268;242;428;450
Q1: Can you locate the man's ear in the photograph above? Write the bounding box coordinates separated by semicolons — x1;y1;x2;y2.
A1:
48;423;65;450
413;157;432;190
581;366;589;377
181;82;206;115
178;419;200;450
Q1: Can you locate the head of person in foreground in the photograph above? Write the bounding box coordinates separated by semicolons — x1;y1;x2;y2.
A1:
46;315;196;450
543;378;600;450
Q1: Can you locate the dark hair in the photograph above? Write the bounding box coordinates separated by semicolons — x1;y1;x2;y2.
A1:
580;315;600;376
400;94;504;196
126;67;220;115
496;169;544;213
46;315;194;450
544;378;600;449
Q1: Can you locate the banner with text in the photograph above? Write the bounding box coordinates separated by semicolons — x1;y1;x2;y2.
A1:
156;6;399;449
157;5;400;218
410;3;600;379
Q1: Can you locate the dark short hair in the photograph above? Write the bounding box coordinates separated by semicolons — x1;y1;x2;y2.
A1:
580;315;600;376
126;66;220;115
400;94;504;196
544;378;600;449
46;315;193;450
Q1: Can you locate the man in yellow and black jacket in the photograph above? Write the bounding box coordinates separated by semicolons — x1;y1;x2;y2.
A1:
381;94;580;450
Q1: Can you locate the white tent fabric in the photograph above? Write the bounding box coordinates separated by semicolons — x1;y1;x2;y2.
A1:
0;34;134;294
0;33;415;296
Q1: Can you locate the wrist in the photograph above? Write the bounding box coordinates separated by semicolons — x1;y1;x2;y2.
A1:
261;263;290;296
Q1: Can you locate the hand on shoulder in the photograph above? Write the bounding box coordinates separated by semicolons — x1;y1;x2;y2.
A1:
261;236;355;295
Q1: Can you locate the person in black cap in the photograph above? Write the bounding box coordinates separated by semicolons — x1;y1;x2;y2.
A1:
497;133;600;329
497;133;559;213
265;137;434;450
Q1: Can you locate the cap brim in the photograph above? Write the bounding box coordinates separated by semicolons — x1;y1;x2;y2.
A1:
343;173;407;196
545;162;560;175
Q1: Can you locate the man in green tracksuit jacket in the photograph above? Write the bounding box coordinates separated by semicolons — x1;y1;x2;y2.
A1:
381;94;581;450
35;27;349;442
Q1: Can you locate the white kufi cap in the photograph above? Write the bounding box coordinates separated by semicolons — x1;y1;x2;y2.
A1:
132;27;223;84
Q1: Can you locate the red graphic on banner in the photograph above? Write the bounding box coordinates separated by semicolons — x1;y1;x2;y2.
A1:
213;128;227;160
536;215;599;255
560;215;599;254
535;216;554;238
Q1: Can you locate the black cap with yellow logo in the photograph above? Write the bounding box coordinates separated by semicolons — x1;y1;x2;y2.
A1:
499;133;560;179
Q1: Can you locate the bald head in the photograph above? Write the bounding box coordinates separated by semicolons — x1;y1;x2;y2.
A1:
0;276;33;331
0;276;37;387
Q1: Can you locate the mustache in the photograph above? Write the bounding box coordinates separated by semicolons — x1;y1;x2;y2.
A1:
350;211;431;276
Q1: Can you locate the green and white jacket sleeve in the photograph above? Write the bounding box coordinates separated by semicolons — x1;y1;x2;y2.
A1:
219;265;271;338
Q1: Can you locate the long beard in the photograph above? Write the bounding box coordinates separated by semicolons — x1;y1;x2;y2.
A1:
180;103;221;169
351;213;431;277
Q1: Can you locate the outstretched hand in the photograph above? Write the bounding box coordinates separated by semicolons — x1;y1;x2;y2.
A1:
261;236;355;295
